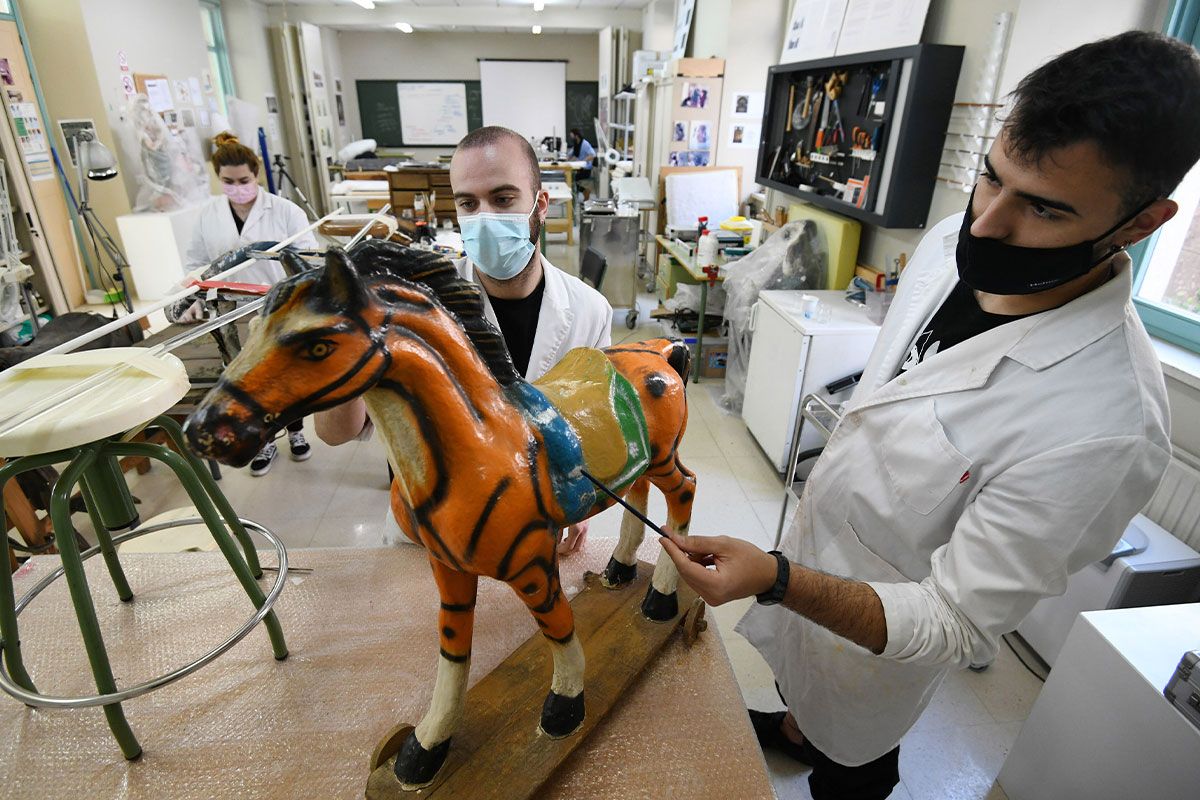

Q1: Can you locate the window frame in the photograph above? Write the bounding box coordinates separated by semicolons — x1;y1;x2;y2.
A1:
199;0;236;114
1131;0;1200;353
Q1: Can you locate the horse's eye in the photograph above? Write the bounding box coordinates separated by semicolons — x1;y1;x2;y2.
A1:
302;339;335;361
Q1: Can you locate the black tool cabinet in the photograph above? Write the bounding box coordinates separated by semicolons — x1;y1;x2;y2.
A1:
756;44;963;229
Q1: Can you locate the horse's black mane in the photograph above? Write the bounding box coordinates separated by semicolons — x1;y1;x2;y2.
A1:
347;239;522;386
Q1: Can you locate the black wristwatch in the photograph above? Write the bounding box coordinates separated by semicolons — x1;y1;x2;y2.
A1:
756;550;790;606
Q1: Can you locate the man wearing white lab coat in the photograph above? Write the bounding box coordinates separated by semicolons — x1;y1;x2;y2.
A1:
316;126;611;552
659;32;1197;798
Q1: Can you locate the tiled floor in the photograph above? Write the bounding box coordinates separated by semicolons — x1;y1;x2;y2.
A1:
77;240;1037;799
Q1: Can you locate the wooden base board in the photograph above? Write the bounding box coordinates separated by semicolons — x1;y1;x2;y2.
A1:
366;563;704;800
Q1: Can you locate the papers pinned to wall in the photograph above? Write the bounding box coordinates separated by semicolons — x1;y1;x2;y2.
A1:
143;78;173;112
780;0;847;64
728;122;761;149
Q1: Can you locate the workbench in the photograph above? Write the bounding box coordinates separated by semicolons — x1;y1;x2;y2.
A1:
0;539;774;799
654;234;728;383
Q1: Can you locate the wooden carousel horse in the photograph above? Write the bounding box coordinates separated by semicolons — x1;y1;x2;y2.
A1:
184;241;695;788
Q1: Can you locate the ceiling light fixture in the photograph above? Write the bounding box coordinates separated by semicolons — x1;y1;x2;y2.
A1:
533;1;545;11
395;22;414;33
351;0;376;9
532;24;543;34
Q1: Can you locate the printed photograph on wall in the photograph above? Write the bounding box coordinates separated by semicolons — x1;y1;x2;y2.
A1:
336;94;345;127
673;121;686;143
688;120;711;151
680;82;708;109
687;151;710;167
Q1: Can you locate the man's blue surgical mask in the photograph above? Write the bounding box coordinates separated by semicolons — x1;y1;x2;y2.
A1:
460;205;538;281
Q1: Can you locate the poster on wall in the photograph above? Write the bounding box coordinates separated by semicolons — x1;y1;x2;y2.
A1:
728;122;761;149
780;0;848;64
174;79;192;106
396;82;468;145
143;78;173;112
731;91;764;119
336;94;345;127
10;102;52;180
188;77;202;103
835;0;932;55
57;118;97;166
688;120;711;151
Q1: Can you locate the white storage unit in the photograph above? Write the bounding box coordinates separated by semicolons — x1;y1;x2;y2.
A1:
115;202;207;301
742;290;880;473
999;603;1200;800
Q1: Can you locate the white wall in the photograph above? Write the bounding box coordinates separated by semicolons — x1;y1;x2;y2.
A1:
691;0;733;58
641;0;676;53
221;0;281;155
319;26;349;152
337;30;599;156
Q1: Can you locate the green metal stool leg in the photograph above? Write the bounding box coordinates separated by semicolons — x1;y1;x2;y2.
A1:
0;455;55;694
78;454;139;532
150;416;263;578
49;446;142;760
109;442;288;661
77;481;134;603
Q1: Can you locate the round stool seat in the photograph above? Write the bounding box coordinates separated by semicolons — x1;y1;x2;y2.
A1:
0;348;190;457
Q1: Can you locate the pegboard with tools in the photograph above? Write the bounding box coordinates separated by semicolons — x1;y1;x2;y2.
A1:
756;45;963;229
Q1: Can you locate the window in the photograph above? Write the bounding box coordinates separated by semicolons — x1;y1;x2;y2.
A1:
199;0;235;117
1132;0;1200;353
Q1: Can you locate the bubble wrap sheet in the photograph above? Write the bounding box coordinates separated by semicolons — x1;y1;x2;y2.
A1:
0;540;774;799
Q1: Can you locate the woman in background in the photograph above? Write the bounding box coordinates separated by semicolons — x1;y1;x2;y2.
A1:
181;132;318;476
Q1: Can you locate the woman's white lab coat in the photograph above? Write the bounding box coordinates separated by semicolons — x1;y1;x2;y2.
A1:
737;212;1171;766
185;187;316;285
456;253;613;380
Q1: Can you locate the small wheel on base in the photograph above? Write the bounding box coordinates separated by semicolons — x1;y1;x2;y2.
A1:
625;308;639;329
682;597;707;647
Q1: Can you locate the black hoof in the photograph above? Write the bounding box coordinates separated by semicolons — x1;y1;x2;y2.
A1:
601;556;637;588
641;586;678;622
539;690;585;738
393;731;451;788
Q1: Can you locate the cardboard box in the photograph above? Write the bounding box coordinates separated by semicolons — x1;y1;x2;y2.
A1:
674;57;724;77
700;340;728;379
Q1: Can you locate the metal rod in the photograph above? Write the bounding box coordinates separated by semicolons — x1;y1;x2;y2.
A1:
345;203;392;249
581;469;668;536
39;211;343;358
0;209;384;436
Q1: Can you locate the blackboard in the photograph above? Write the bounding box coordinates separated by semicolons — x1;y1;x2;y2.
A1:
566;81;599;149
357;80;484;147
358;79;598;149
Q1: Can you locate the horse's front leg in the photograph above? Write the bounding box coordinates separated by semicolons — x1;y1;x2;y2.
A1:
394;558;478;789
506;553;585;738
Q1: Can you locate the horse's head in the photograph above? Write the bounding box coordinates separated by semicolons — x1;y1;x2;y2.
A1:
184;247;391;466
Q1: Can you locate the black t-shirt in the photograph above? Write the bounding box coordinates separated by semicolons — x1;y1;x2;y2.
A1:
488;276;545;377
229;202;246;234
898;280;1031;374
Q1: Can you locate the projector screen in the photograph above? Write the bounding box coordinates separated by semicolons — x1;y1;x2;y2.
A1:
479;60;567;144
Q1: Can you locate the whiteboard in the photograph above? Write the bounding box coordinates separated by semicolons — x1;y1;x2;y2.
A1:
479;60;566;143
396;82;469;145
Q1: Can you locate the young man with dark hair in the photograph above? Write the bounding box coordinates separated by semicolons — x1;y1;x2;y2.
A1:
658;31;1199;798
316;126;611;553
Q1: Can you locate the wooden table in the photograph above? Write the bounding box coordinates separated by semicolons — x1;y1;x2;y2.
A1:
539;161;584;244
0;540;775;799
655;235;728;383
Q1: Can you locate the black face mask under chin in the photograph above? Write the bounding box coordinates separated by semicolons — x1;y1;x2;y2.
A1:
955;192;1148;295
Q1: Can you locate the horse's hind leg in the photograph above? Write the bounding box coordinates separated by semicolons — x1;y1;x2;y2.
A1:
601;476;650;588
642;456;697;622
505;555;585;739
394;559;478;789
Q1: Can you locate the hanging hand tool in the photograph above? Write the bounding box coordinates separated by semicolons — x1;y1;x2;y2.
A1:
786;84;796;132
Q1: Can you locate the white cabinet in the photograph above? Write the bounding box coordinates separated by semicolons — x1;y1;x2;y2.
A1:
742;290;880;472
116;202;207;301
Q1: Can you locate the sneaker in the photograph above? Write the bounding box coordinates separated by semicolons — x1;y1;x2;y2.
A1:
748;709;810;764
250;442;278;476
288;430;312;462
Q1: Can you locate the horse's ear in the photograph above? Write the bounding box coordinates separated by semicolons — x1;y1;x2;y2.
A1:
319;248;368;310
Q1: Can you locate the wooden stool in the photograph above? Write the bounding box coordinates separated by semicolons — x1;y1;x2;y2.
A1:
0;348;289;759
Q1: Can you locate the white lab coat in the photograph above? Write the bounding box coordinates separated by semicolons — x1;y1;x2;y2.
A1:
185;188;317;286
737;212;1171;766
455;252;613;380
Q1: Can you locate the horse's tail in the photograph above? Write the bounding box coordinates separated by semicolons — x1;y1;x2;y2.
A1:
664;339;691;385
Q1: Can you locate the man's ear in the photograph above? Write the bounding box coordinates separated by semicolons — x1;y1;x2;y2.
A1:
1123;198;1178;247
536;188;550;221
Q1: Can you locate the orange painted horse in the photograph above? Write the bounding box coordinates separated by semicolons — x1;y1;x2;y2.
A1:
184;241;696;788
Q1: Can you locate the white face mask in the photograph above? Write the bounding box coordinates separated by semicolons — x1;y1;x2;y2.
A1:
459;205;538;281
